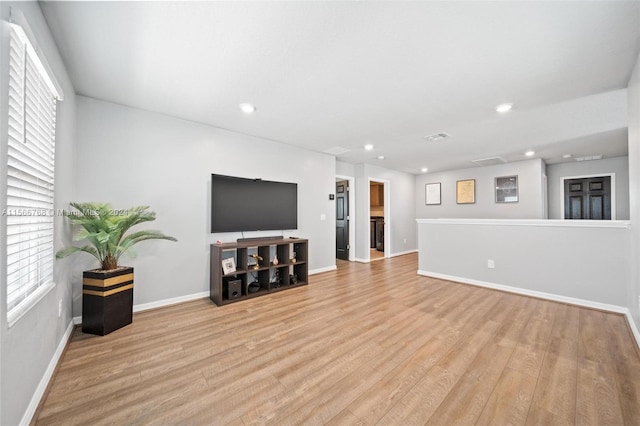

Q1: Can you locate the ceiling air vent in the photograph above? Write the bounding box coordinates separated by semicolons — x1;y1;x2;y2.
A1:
472;156;507;167
575;155;603;162
323;146;351;156
423;132;450;142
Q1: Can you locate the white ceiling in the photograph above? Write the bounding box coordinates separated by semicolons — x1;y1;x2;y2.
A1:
41;1;640;175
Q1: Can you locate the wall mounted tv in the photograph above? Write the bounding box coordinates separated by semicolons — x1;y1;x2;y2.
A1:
211;174;298;233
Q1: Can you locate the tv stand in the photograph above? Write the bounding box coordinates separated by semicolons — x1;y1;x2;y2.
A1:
210;237;308;306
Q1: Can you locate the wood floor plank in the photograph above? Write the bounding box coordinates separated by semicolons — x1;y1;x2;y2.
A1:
576;309;625;425
33;253;640;425
476;367;537;426
376;318;502;425
604;313;640;424
425;342;513;425
525;336;578;425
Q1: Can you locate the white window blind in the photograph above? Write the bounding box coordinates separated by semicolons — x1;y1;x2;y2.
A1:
6;23;60;324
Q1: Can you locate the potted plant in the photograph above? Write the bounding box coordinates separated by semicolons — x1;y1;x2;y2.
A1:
57;202;177;335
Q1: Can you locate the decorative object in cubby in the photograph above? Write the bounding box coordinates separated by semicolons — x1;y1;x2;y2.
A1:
250;253;263;269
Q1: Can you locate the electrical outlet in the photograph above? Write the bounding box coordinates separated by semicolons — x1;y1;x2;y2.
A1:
403;238;407;244
487;259;495;269
58;299;62;318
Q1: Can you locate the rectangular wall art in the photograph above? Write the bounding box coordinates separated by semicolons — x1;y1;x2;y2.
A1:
495;175;518;203
425;182;441;205
456;179;475;204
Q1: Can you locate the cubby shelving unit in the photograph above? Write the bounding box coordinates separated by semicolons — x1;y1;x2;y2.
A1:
210;238;308;306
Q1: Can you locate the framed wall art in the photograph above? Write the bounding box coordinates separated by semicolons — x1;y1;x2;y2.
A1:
495;175;518;203
456;179;475;204
425;182;441;205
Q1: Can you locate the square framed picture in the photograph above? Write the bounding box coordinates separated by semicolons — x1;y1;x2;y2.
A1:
456;179;475;204
425;182;441;205
495;175;518;203
221;257;236;275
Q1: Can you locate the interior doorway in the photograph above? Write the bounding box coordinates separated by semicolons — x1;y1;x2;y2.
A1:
561;174;615;220
335;179;349;260
335;175;355;262
369;178;390;261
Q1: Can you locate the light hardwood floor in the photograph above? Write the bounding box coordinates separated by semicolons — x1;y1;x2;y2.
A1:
35;253;640;425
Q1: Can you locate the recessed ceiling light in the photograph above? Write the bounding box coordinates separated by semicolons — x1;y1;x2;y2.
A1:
496;103;513;113
525;150;535;156
421;167;428;173
563;154;572;159
364;144;374;151
239;103;256;113
377;155;385;160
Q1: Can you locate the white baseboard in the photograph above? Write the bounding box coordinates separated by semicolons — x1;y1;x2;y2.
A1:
417;270;627;314
309;265;337;275
417;269;640;351
73;291;210;325
390;249;418;258
21;320;74;426
132;291;209;313
625;311;640;351
353;250;416;264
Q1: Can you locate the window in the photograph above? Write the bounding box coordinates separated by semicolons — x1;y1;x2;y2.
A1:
5;21;62;325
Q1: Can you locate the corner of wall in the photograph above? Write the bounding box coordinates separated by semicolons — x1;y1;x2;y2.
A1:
626;49;640;331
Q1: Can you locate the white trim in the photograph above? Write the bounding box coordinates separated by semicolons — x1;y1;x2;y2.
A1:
7;282;55;328
354;257;369;263
336;174;356;262
559;173;616;220
73;291;210;325
415;218;630;229
133;291;209;313
310;265;337;275
625;311;640;351
417;270;627;313
389;249;418;258
20;320;74;426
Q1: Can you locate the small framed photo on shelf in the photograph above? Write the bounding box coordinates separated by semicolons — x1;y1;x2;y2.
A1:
221;257;236;275
495;175;518;203
456;179;475;204
425;182;441;205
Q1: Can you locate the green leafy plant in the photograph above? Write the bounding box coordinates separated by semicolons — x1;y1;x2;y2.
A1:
56;202;177;270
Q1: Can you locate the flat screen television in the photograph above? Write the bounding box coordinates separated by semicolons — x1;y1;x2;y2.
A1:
211;174;298;233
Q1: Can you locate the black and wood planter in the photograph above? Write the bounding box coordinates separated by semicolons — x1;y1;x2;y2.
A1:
82;267;134;335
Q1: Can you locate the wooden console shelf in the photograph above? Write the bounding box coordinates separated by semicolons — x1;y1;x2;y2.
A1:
210;238;308;306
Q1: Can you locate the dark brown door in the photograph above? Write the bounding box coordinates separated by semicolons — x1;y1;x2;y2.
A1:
564;176;611;220
336;180;349;260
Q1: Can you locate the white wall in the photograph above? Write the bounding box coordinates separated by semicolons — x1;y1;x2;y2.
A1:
0;2;76;425
418;220;631;308
71;96;336;314
353;164;416;261
415;158;545;220
546;156;630;219
336;161;355;177
628;50;640;332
